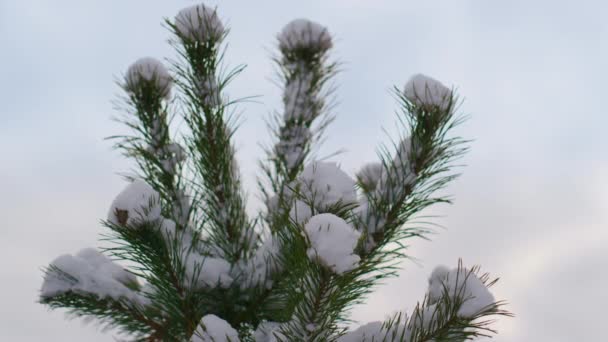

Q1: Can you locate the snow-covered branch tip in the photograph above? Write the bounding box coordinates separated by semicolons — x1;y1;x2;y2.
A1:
175;4;225;43
404;73;454;113
107;179;162;227
341;262;511;342
278;19;333;54
124;57;173;100
41;248;147;306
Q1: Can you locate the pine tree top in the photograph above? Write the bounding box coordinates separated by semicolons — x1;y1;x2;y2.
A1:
39;3;511;341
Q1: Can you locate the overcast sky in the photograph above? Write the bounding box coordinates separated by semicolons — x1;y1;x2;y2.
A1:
1;1;607;341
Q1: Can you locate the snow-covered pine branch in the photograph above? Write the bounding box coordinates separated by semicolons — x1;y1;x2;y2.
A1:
262;18;338;226
115;57;191;228
340;262;512;342
38;3;510;341
170;3;253;263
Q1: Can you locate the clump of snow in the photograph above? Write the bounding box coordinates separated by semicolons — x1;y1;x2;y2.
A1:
254;321;284;342
107;179;161;226
41;248;144;304
304;213;361;274
278;19;332;53
175;4;225;43
356;162;383;192
76;248;137;285
427;264;495;317
296;161;357;211
404;74;452;112
191;314;240;342
125;57;172;99
184;253;233;288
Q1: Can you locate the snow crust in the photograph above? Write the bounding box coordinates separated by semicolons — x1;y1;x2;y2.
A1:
297;161;357;211
278;19;332;52
404;74;452;111
304;213;361;274
191;314;240;342
175;4;225;42
41;248;144;304
107;179;161;226
125;57;172;99
427;265;495;317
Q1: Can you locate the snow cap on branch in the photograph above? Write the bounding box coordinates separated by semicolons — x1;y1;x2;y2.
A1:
175;4;225;43
190;314;240;342
184;254;233;289
41;248;142;303
107;179;161;226
297;161;357;211
278;19;332;53
125;57;172;99
427;264;495;317
304;213;361;274
404;74;452;112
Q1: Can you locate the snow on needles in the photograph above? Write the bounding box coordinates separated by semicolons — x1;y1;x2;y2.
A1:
297;161;357;211
175;4;225;43
107;179;161;227
254;321;284;342
356;162;383;192
41;248;144;304
125;57;172;99
338;321;385;342
159;219;233;289
404;74;452;112
191;314;240;342
427;265;495;317
304;214;361;274
278;19;332;53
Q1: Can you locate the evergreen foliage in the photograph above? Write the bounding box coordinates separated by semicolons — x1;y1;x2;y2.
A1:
39;4;511;341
